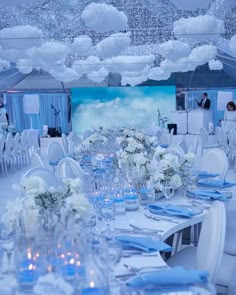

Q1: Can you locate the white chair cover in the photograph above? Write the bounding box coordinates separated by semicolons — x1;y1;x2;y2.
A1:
48;141;65;165
199;148;228;179
61;133;68;154
56;157;84;180
31;152;45;168
22;167;65;189
167;201;226;284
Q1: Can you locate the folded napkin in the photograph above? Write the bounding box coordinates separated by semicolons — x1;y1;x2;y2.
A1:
198;171;220;179
116;235;172;253
160;144;169;148
198;179;236;188
126;266;208;288
148;204;201;218
187;189;231;201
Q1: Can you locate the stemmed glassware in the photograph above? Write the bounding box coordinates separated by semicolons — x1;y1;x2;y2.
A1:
99;198;115;235
162;180;175;205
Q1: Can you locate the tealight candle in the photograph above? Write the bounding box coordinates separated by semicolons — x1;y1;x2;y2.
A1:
63;256;76;281
18;260;38;288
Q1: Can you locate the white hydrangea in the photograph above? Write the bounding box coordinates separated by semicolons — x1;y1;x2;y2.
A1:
183;153;196;165
22;176;48;198
66;193;91;218
1;198;23;233
170;174;182;189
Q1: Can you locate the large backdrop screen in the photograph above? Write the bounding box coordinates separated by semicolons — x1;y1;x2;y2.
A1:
71;86;176;134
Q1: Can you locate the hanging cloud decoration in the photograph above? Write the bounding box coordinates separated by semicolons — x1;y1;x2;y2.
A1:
148;67;171;81
173;15;225;44
0;58;10;71
103;55;155;74
0;25;43;50
81;3;128;33
229;34;236;55
72;56;101;76
49;66;80;83
158;40;191;61
71;35;92;54
96;32;131;58
160;45;218;74
16;59;33;74
208;59;223;70
87;67;109;83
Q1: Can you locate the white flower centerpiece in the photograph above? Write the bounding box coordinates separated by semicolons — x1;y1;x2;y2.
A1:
148;146;196;198
116;127;157;179
1;176;91;240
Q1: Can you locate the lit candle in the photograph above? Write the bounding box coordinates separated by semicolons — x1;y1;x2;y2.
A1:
63;255;76;280
80;281;106;295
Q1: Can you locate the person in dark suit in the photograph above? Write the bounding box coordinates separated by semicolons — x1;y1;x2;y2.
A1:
195;93;211;110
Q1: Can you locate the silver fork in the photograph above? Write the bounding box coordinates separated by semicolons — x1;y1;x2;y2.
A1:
144;212;179;224
123;263;168;273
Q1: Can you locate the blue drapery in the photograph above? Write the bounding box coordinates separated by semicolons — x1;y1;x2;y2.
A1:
6;93;70;134
187;89;236;127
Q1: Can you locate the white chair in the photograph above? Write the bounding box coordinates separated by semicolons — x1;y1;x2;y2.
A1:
176;136;188;153
56;157;84;180
48;141;64;172
200;127;219;154
166;144;185;156
20;130;30;166
227;130;236;169
31;152;45;168
199;148;229;180
61;133;68;154
83;130;93;140
188;135;198;154
22;167;65;189
3;133;16;173
167;201;226;284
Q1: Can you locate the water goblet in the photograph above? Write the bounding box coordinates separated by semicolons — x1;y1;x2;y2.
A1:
162;181;175;205
100;198;115;235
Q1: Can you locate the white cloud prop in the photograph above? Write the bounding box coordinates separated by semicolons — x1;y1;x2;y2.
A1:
158;40;191;61
87;67;109;83
148;67;171;81
160;45;217;74
0;58;10;71
49;67;80;83
96;32;131;58
103;55;155;74
81;3;128;33
173;15;225;44
229;34;236;55
16;59;33;74
72;56;101;76
71;35;92;54
0;25;43;50
170;0;211;10
208;59;223;70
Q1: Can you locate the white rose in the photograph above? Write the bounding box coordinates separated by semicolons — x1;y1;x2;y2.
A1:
23;176;48;197
170;174;182;189
183;153;196;165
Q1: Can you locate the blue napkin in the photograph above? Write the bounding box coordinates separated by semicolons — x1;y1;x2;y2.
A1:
126;266;208;288
198;179;236;188
198;171;220;179
49;160;59;166
148;204;201;218
187;189;231;201
116;235;172;253
160;144;169;148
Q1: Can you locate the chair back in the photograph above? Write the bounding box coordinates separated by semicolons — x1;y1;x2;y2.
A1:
199;148;228;179
5;133;13;154
196;201;226;283
48;141;64;165
31;152;44;168
22;167;65;189
56;157;84;180
0;135;5;157
83;130;93;140
199;127;208;147
61;133;68;154
167;144;185;156
188;135;198;154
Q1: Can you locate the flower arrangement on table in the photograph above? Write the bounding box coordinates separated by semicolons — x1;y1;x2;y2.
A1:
80;132;108;151
1;176;91;239
148;146;196;195
116;128;157;177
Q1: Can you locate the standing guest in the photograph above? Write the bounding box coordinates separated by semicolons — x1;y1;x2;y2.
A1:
223;101;236;132
195;93;211;110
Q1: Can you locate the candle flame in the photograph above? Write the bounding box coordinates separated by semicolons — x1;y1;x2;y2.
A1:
36;253;40;258
27;252;32;260
28;264;33;270
61;254;65;259
47;265;52;272
69;258;75;264
90;281;95;288
76;261;81;266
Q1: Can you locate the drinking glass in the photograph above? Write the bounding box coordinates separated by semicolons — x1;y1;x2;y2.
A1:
100;199;115;235
162;181;174;204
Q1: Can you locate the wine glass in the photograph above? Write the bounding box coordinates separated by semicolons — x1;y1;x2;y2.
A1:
100;199;115;235
162;180;175;205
